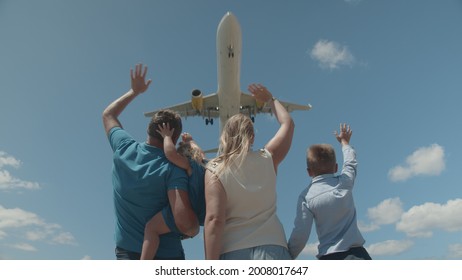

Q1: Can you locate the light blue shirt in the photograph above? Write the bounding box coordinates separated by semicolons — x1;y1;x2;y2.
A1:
288;145;365;259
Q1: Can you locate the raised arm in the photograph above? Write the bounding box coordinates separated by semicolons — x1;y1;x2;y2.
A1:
181;132;206;161
157;123;192;176
248;84;295;173
102;64;152;135
334;123;352;146
182;133;206;162
335;123;357;185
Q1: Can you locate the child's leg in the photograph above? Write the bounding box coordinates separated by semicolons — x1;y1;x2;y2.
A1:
141;211;171;260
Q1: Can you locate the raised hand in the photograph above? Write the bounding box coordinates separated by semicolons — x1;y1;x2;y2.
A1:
182;132;193;143
156;123;174;138
130;63;152;94
334;123;353;145
248;83;273;103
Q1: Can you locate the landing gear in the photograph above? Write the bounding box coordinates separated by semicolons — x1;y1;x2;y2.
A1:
243;106;255;123
205;118;214;125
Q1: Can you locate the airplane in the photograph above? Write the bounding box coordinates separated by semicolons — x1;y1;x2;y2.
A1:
144;12;311;134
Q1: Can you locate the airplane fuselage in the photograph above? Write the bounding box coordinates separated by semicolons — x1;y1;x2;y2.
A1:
216;12;242;133
143;12;311;141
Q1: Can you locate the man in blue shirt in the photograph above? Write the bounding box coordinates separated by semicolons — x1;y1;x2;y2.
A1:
288;124;371;260
102;63;198;259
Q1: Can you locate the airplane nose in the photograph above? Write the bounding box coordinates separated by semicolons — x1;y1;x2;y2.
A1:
218;11;240;31
224;11;236;21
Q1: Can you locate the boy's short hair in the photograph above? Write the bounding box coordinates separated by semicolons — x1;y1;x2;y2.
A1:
307;144;336;176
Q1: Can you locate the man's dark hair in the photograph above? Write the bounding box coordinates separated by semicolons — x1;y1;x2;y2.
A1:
148;109;182;142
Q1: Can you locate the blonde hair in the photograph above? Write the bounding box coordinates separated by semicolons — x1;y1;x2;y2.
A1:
307;144;337;176
177;141;204;164
207;114;254;176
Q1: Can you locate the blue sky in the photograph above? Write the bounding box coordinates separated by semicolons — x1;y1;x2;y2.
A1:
1;0;461;260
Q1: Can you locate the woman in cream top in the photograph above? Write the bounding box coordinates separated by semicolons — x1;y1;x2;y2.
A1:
204;83;295;260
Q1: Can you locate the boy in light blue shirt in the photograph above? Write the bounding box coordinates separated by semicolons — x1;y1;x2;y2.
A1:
288;124;371;260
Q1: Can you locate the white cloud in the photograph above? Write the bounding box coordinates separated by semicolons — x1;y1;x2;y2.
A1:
0;205;77;249
357;220;380;232
52;232;77;245
388;144;445;182
0;151;40;191
446;244;462;259
310;39;355;70
366;240;414;256
0;151;21;168
396;199;462;237
81;255;92;260
25;230;49;241
359;198;404;232
0;152;75;254
25;223;68;244
300;242;319;257
11;242;37;252
368;197;404;225
0;205;44;229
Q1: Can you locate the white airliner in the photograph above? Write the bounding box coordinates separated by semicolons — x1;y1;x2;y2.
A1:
144;12;311;133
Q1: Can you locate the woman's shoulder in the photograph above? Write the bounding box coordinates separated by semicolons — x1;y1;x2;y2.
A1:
204;158;219;172
249;148;272;160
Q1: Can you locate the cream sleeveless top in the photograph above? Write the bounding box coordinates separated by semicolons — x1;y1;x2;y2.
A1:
215;149;287;253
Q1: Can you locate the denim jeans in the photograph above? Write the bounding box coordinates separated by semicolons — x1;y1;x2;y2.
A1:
115;247;185;260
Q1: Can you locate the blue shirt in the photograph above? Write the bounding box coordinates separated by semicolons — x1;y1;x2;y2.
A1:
187;159;206;225
161;159;206;234
108;127;188;258
288;145;365;259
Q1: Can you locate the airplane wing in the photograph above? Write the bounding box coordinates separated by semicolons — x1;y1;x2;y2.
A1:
239;92;312;115
144;93;220;118
271;99;312;113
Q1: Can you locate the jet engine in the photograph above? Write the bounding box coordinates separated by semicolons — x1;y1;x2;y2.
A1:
256;100;265;110
191;89;204;111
